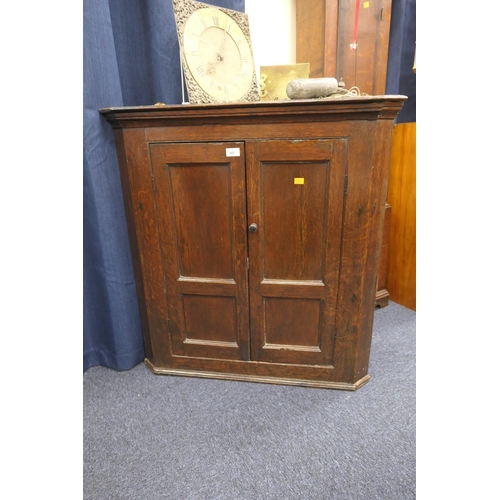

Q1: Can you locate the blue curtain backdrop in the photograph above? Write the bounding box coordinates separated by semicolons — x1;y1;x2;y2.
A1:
386;0;416;123
83;0;415;372
83;0;245;372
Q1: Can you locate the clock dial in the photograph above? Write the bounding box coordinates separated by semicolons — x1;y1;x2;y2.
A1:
182;7;255;102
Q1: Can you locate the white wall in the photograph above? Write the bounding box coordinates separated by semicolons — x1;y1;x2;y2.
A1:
245;0;296;80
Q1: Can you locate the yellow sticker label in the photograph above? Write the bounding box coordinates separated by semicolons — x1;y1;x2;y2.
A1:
363;1;370;7
294;178;304;184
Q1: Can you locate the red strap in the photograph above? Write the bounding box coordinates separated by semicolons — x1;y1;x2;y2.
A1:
351;0;361;50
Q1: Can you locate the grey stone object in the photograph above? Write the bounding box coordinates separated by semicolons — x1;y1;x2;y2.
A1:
286;78;339;99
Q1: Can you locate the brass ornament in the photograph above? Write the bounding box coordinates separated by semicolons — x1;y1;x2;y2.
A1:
259;63;310;101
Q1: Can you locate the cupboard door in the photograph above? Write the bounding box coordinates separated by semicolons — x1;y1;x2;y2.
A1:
150;142;250;361
246;139;347;365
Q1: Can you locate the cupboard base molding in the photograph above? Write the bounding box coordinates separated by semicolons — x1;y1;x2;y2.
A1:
144;358;370;391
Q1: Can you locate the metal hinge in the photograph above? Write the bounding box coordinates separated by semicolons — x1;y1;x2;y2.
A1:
247;257;250;270
151;176;156;193
344;174;348;195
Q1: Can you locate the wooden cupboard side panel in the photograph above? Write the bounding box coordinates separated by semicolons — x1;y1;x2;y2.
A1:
355;118;396;378
330;119;395;384
118;128;171;366
332;121;379;384
113;129;153;362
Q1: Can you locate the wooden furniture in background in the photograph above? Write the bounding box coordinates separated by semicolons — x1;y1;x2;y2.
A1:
386;122;416;310
100;96;405;390
296;0;393;95
375;203;391;308
296;0;339;78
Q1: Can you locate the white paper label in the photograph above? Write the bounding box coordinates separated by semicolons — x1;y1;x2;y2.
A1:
226;148;240;157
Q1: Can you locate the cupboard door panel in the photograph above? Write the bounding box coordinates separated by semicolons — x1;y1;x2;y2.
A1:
182;295;238;344
150;142;250;361
262;160;327;280
247;139;347;366
168;162;234;279
264;297;322;349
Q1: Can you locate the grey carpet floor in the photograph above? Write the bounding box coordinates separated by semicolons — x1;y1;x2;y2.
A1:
83;301;416;500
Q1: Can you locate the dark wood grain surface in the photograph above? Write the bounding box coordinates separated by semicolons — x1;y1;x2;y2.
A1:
100;96;406;390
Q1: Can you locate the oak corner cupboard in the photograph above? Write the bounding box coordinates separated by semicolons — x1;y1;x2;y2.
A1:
100;96;406;390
